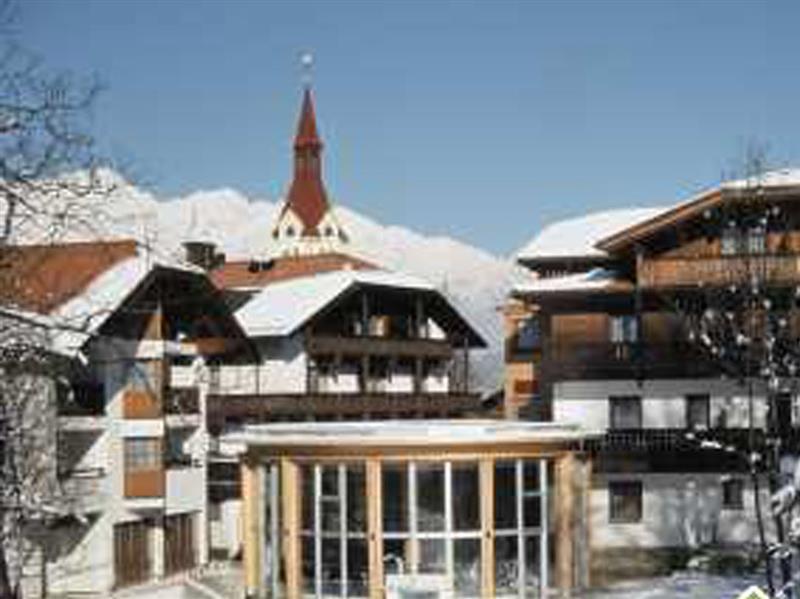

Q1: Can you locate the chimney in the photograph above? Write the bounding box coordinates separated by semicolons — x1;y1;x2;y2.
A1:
183;241;224;270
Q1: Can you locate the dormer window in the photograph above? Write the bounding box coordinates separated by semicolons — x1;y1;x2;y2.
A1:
324;226;335;237
286;226;295;237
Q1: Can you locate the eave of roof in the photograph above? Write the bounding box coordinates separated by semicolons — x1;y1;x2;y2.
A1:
512;268;634;297
596;169;800;253
235;269;486;347
595;188;720;253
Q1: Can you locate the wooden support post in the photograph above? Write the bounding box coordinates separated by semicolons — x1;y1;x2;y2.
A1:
415;294;425;338
361;355;370;393
414;357;423;394
366;459;384;599
281;459;301;599
463;337;470;394
361;291;370;336
242;457;262;598
555;453;576;594
578;456;593;589
479;459;495;599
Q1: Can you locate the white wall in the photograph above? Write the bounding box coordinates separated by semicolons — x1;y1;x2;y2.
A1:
46;515;113;595
553;378;769;430
591;472;770;549
167;467;205;514
254;336;307;394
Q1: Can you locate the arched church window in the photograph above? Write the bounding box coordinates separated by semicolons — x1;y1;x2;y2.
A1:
325;226;335;237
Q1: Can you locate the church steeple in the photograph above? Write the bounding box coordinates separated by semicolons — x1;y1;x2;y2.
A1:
271;55;348;256
283;86;329;237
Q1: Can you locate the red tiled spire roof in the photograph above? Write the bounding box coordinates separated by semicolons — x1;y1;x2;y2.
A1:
282;87;329;236
294;87;321;149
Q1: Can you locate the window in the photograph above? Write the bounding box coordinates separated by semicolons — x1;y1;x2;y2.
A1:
609;396;642;429
609;481;642;523
721;228;738;256
722;478;744;510
747;228;766;254
124;438;162;471
686;394;710;430
609;315;638;344
165;431;192;467
515;317;540;351
721;227;766;256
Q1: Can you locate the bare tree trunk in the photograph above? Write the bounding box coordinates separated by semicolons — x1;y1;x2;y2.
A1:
0;519;15;599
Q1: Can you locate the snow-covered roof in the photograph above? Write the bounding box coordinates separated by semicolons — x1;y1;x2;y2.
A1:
723;168;800;190
597;168;800;252
236;268;437;337
51;255;200;337
516;207;666;262
512;268;632;295
220;419;599;453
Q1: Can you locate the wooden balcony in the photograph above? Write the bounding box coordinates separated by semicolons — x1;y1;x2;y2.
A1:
206;392;482;426
639;254;800;289
306;334;453;358
540;342;717;381
58;467;107;513
124;468;165;498
122;389;162;419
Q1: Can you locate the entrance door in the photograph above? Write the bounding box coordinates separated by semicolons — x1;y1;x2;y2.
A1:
114;520;151;588
165;513;196;575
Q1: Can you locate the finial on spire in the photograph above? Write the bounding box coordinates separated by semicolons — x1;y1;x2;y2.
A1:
300;51;313;87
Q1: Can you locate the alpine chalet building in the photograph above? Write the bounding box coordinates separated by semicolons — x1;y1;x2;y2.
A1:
503;172;800;580
0;240;249;595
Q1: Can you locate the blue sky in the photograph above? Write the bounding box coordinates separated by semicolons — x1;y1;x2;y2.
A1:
21;0;800;256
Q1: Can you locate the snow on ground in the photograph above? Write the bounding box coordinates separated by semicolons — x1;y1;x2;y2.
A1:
580;572;765;599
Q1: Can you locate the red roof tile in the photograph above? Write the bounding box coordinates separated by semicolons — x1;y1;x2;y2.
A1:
210;253;377;290
0;239;138;313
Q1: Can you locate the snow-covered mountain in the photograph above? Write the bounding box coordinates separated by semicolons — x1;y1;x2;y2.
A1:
17;172;525;392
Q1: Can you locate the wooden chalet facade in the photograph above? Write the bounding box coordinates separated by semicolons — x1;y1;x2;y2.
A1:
506;173;800;580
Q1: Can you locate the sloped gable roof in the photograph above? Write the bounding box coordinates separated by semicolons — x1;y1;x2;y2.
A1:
236;268;486;346
516;208;666;262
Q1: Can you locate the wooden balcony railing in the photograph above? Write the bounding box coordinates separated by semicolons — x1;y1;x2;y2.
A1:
122;389;161;419
306;334;453;358
639;254;800;289
540;342;717;381
587;427;800;452
206;392;482;426
58;467;107;512
124;468;165;498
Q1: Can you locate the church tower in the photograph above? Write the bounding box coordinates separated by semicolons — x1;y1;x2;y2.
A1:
271;85;348;256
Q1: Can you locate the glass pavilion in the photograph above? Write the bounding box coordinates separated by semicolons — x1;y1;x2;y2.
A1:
226;420;594;598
